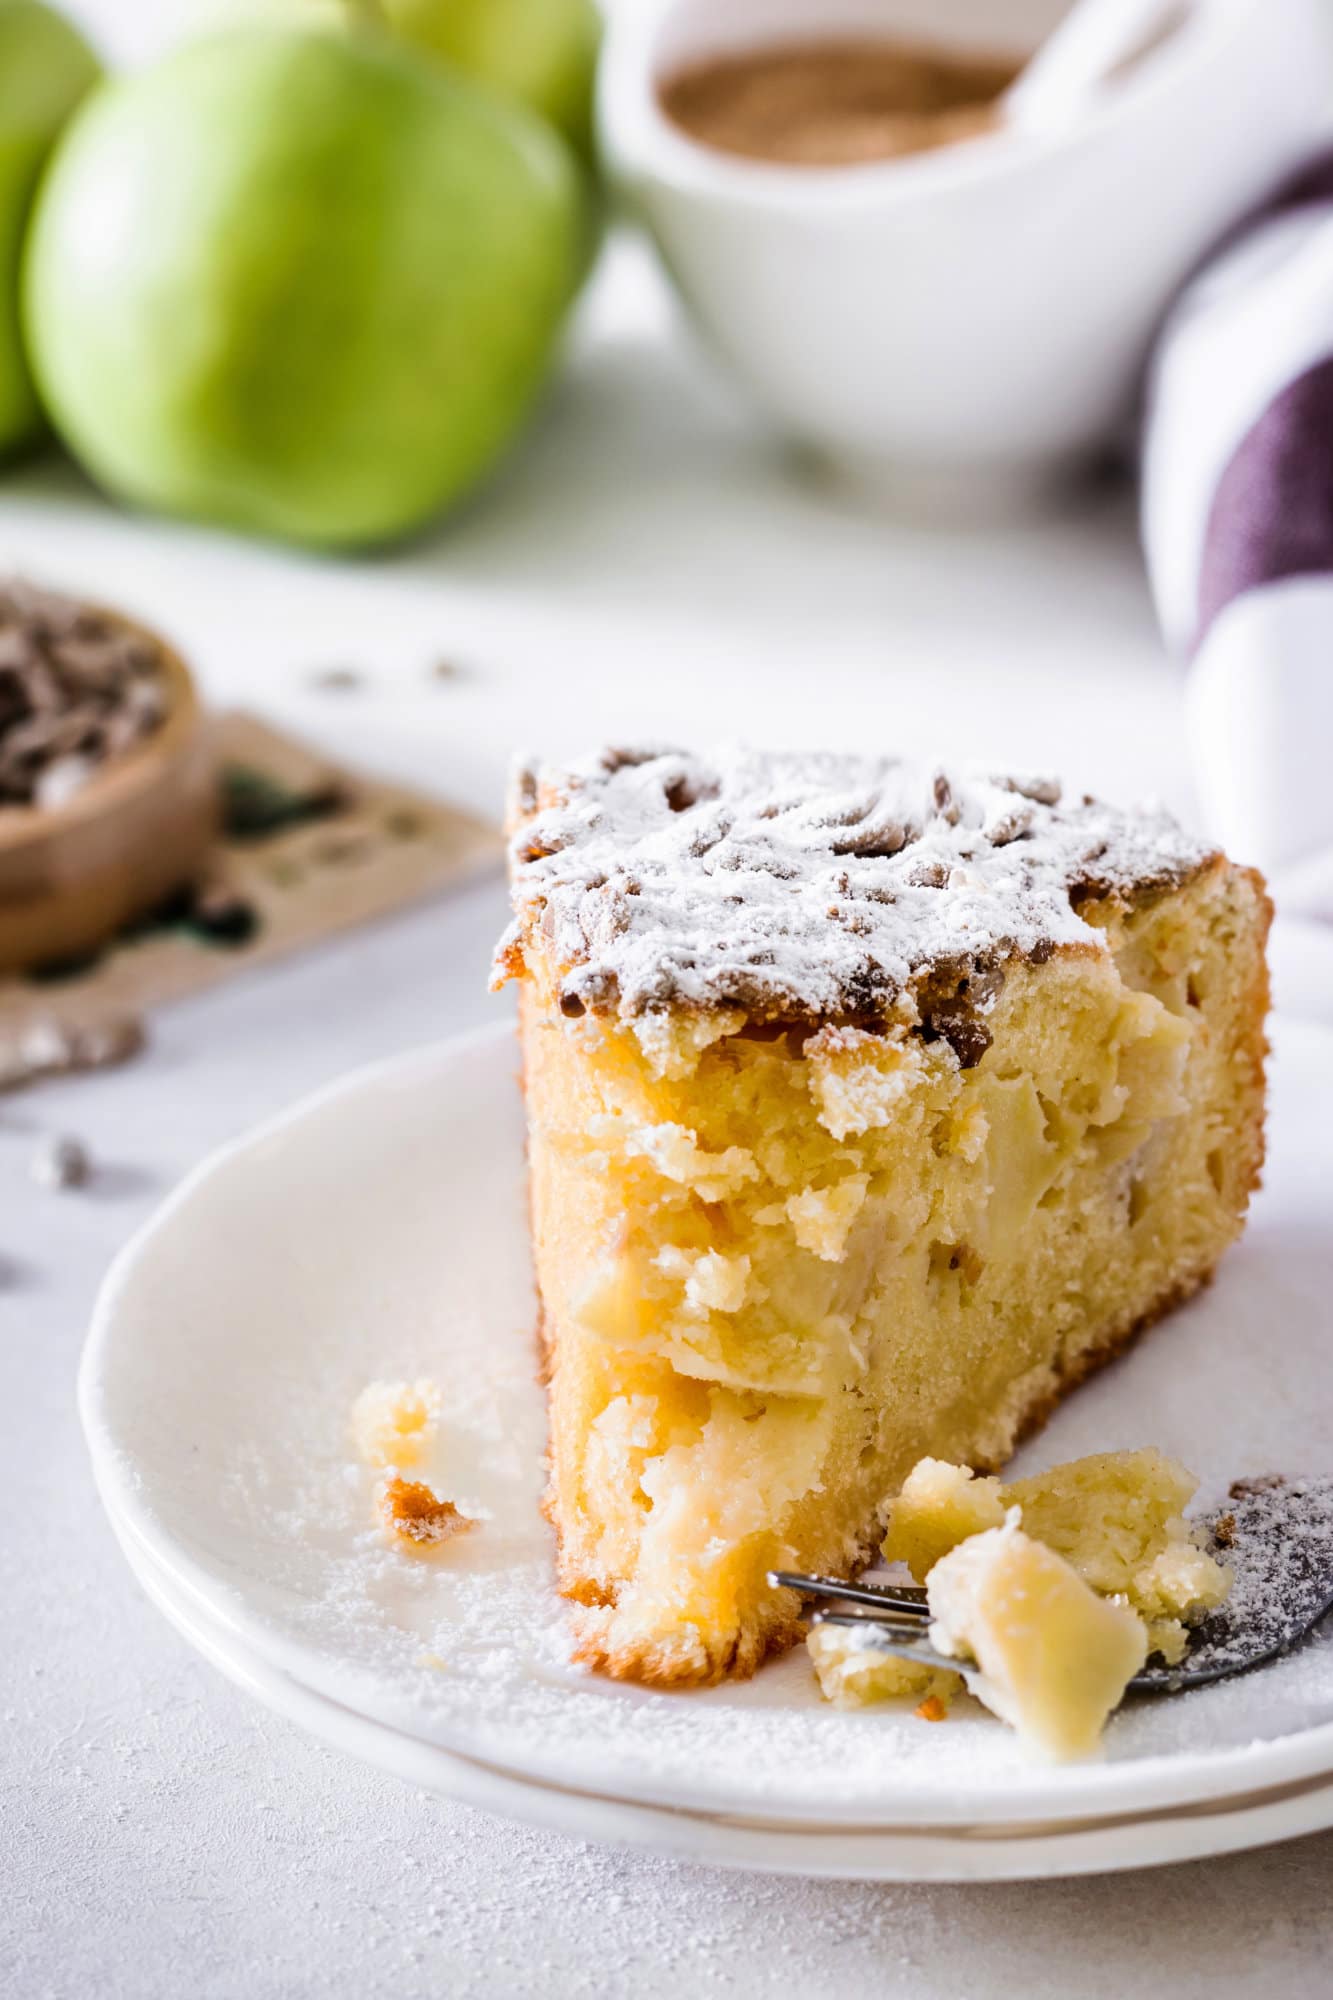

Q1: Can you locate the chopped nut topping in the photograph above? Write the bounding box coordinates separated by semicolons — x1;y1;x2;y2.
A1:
499;747;1213;1036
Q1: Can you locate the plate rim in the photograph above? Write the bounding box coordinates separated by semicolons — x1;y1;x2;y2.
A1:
79;1016;1333;1835
103;1482;1333;1882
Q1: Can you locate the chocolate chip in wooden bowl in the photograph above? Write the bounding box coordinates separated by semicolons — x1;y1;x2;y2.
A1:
0;579;173;808
33;755;97;811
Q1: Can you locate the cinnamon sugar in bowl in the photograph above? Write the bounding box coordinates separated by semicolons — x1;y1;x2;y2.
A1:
600;0;1333;497
659;37;1020;170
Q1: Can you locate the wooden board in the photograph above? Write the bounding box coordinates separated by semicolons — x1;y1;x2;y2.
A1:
0;711;500;1050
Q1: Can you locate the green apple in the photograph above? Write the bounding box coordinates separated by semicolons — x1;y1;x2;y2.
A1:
199;0;603;163
24;24;586;548
0;0;99;456
381;0;602;162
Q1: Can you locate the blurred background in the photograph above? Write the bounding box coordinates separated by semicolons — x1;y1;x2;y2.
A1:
9;0;1305;829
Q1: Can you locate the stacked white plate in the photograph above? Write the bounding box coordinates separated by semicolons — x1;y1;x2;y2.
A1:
80;1022;1333;1881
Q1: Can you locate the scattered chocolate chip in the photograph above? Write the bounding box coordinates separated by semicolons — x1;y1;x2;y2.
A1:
314;833;368;868
188;886;258;946
79;1016;147;1070
307;665;364;692
31;1134;92;1190
0;1012;146;1093
222;763;345;841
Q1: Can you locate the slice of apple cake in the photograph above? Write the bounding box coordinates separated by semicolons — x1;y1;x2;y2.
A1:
492;747;1269;1687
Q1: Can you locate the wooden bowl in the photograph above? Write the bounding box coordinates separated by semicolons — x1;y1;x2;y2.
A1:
0;618;219;977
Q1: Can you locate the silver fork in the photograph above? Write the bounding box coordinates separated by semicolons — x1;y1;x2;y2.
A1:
769;1474;1333;1694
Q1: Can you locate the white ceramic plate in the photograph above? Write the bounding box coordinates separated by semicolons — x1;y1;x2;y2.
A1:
98;1506;1333;1882
80;1019;1333;1879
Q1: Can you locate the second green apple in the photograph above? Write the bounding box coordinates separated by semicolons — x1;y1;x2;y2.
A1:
382;0;602;161
0;0;99;455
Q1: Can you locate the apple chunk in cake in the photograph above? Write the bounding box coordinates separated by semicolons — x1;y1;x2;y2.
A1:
493;747;1269;1688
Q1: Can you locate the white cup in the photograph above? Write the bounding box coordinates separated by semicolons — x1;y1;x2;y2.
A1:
599;0;1333;498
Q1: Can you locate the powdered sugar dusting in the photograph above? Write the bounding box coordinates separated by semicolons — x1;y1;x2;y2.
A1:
1169;1477;1333;1683
496;747;1215;1025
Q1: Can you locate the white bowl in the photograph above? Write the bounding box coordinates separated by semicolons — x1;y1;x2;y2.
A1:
599;0;1333;493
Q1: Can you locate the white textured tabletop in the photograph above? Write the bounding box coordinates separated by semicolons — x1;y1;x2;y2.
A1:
4;5;1332;1996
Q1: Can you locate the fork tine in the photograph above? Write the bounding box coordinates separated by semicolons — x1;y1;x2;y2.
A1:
810;1608;934;1639
767;1569;931;1616
809;1609;963;1678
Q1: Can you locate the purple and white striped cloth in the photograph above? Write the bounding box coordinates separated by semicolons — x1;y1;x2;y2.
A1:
1143;154;1333;922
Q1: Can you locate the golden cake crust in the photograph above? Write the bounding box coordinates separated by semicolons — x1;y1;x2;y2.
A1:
494;747;1218;1055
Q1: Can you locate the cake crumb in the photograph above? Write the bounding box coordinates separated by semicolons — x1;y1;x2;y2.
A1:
378;1477;474;1554
351;1377;441;1468
807;1621;963;1710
